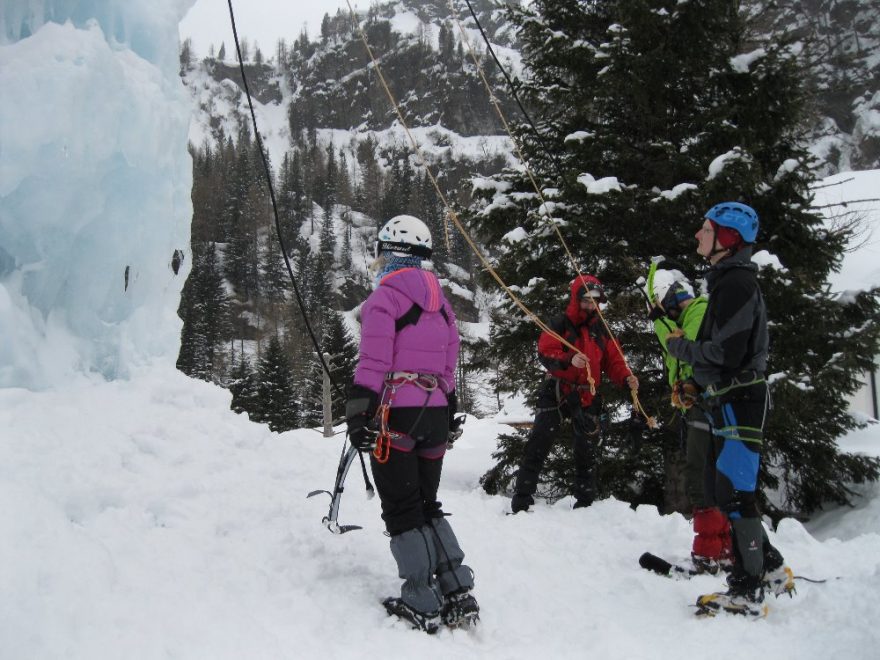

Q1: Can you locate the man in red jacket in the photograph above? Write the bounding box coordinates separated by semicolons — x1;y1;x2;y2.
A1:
511;275;639;513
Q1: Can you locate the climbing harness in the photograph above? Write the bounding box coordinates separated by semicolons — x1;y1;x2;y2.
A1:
372;372;439;464
703;372;766;399
700;373;770;444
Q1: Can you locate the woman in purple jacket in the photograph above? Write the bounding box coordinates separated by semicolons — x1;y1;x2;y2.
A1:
345;215;477;633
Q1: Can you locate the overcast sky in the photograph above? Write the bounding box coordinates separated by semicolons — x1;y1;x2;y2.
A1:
179;0;358;57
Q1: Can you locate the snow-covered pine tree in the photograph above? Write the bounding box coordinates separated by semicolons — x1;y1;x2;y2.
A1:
224;127;264;302
320;142;338;211
381;156;406;222
299;354;325;429
472;0;880;516
772;0;880;172
323;311;359;420
259;223;290;335
355;137;384;222
337;150;354;208
255;335;299;432
176;242;231;382
277;151;307;250
179;38;193;75
229;355;259;417
308;208;336;331
340;211;353;272
294;248;321;327
301;311;359;426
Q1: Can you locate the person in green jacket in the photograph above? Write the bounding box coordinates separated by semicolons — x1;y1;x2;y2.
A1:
647;263;731;573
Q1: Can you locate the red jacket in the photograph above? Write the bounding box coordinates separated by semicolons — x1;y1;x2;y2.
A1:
537;276;631;407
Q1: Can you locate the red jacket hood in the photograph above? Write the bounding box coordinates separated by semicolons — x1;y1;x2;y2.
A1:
566;275;603;326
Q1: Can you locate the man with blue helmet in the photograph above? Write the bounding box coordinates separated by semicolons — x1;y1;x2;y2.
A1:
648;265;732;574
665;202;794;617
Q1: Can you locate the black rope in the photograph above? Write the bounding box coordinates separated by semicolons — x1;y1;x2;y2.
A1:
461;0;561;174
225;0;340;399
225;1;372;492
631;281;675;334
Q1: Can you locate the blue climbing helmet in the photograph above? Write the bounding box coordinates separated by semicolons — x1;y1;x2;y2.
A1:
704;202;759;243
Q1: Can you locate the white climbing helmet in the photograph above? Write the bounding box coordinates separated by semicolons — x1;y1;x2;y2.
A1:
652;268;694;312
375;215;433;259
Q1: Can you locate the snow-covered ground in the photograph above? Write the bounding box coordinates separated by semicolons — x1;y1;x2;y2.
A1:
5;4;880;657
2;363;879;658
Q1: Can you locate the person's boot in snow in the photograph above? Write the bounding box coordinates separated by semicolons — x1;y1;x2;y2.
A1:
690;554;722;575
696;571;767;618
382;597;441;634
762;543;795;597
441;588;480;628
385;526;443;633
510;492;534;514
426;517;478;628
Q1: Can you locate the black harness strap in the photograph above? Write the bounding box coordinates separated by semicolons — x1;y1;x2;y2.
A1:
395;303;449;332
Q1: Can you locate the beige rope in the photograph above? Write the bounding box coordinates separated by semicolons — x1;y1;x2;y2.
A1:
447;0;655;426
344;0;599;389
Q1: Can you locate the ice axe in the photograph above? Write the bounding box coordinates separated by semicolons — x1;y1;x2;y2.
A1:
308;443;375;534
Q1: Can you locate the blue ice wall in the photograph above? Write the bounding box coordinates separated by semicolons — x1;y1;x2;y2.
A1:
0;1;196;388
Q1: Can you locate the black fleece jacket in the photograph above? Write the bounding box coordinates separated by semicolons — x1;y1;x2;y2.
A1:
666;246;768;389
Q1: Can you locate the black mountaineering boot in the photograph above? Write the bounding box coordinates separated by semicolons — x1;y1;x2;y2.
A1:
441;588;480;628
511;493;534;514
385;526;443;633
762;542;795;598
383;597;441;634
695;571;767;618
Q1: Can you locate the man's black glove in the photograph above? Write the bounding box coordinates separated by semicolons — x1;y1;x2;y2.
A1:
346;385;379;452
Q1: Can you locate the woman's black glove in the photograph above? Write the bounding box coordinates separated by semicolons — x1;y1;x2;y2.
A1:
447;390;465;448
346;385;379;452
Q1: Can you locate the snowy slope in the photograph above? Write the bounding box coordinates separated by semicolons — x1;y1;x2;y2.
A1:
2;364;879;658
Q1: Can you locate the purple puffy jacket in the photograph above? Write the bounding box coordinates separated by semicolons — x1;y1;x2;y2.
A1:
354;267;459;408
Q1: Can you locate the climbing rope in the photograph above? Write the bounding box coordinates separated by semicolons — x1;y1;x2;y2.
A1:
459;0;562;174
449;0;655;426
225;0;374;496
344;0;599;391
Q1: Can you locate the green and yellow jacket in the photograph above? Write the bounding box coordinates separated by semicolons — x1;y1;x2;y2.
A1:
654;298;707;388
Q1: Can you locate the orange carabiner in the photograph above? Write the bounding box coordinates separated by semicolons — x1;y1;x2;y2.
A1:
373;433;391;464
372;404;392;464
